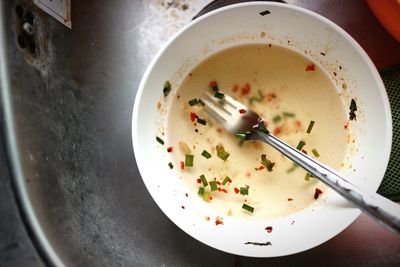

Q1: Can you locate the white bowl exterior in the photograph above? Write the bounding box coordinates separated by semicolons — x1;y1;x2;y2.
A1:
132;2;392;257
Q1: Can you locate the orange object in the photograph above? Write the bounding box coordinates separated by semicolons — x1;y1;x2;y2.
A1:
367;0;400;42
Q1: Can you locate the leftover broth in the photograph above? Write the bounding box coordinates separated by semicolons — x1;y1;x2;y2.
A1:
166;44;349;220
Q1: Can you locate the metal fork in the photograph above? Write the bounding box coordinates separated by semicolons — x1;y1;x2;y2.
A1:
202;91;400;233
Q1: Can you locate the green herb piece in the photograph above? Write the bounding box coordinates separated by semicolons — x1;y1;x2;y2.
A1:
296;140;306;150
185;154;194;167
222;176;230;186
261;154;275;172
163;81;171;97
257;121;269;134
236;131;248;140
200;174;208;187
168;162;173;169
242;203;254;213
198;187;205;195
305;173;311;181
210;180;218;191
201;150;211;159
156;136;164;145
214;91;225;99
311;148;320;157
272;115;282;124
188;98;199;106
203;191;211;201
216;145;230;161
283;112;295;118
306;120;315;134
197;117;207;125
240;187;249;195
210;81;219;92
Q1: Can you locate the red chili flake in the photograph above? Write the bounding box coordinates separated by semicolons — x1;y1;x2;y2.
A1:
241;83;251;96
265;226;273;233
216;181;221;185
234;187;240;194
320;52;326;56
245;185;250;189
314;188;323;199
268;43;272;48
301;149;308;155
161;132;165;136
246;172;251;178
190;112;197;122
295;120;302;128
228;178;232;183
305;64;315;71
177;94;181;99
210;81;217;87
216;128;222;133
189;73;193;77
273;127;281;136
288;198;293;201
215;217;224;226
233;84;239;92
185;193;188;197
167;147;173;152
333;71;337;76
258;165;265;171
209;196;213;201
221;188;228;193
217;187;222;192
239;109;246;114
196;179;201;184
181;206;185;209
344;122;349;129
180;161;185;170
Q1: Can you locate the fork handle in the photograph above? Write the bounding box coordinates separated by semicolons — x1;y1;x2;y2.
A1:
253;130;400;233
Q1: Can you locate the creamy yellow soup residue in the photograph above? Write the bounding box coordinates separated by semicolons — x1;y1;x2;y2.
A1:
167;44;348;220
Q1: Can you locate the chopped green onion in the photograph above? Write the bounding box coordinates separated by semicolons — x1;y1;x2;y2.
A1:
305;173;311;181
240;187;249;195
197;117;207;125
214;91;224;99
185;154;194;167
272;115;282;124
200;174;208;187
311;148;320;157
216;145;230;161
168;162;173;169
242;203;254;213
261;154;275;172
236;131;248;140
210;180;217;191
156;136;164;145
163;81;171;97
296;140;306;150
188;98;199;106
198;187;205;195
201;150;211;159
306;120;315;134
222;176;230;186
257;121;269;133
283;112;295;118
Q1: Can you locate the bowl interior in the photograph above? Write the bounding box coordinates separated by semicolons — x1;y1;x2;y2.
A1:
132;2;391;257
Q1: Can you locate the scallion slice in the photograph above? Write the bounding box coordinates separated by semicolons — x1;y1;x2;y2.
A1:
306;120;315;134
283;112;295;118
261;154;275;172
311;148;320;157
201;150;211;159
257;121;269;133
236;131;248;140
197;117;207;125
214;91;224;99
296;140;306;150
216;145;230;161
200;174;208;187
242;203;254;213
210;181;217;191
188;98;199;106
163;81;171;97
305;173;311;181
222;176;230;186
168;162;173;169
156;136;164;145
272;115;282;124
240;187;249;195
185;154;194;167
198;187;205;195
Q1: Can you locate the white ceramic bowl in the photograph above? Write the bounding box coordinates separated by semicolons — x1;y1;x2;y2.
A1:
132;2;392;257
